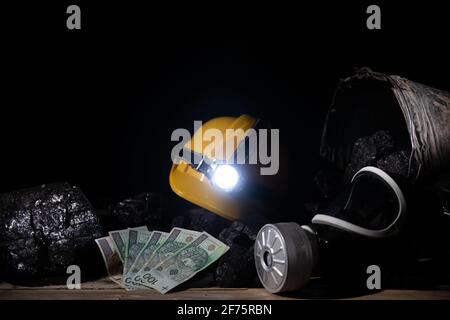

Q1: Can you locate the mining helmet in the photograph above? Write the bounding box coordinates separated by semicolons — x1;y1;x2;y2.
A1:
169;114;285;221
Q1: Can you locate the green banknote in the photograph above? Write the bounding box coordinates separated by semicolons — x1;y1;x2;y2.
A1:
122;231;168;288
96;226;231;293
132;227;201;287
123;229;152;275
144;232;229;293
108;226;148;262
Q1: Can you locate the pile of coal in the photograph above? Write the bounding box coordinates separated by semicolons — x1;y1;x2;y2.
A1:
313;131;416;198
112;192;165;229
0;183;103;280
170;215;189;229
170;208;231;238
187;208;230;237
376;149;414;179
344;130;396;182
214;221;261;287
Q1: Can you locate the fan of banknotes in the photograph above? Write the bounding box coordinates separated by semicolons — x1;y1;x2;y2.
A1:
95;226;229;294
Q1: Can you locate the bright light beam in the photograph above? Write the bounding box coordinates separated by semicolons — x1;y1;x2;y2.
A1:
212;165;239;191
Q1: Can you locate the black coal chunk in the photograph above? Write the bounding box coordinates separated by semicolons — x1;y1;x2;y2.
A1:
344;130;395;182
170;215;189;229
215;221;261;287
376;149;415;179
170;209;230;236
218;221;257;247
187;208;230;238
113;192;164;229
0;183;102;280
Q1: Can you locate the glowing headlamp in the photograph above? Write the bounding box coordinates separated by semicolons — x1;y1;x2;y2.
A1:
211;165;239;191
178;148;240;191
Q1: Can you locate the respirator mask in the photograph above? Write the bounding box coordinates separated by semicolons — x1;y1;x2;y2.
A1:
255;166;406;293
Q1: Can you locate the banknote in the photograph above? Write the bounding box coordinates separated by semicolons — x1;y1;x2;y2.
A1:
132;228;201;287
108;226;148;262
146;232;229;293
123;229;152;275
95;236;123;285
122;231;168;288
141;228;201;272
96;226;229;293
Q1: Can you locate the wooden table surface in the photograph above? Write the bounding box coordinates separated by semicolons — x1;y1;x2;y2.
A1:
1;278;450;300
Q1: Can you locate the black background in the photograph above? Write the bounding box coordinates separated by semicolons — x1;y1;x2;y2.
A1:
3;2;450;211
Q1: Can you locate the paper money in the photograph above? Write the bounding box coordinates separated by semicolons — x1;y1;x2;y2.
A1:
147;232;229;293
122;231;168;288
123;229;152;275
130;231;169;274
95;236;123;285
141;228;201;272
132;228;201;288
95;226;229;293
109;226;148;262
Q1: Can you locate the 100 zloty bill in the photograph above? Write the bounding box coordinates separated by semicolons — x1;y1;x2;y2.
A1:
109;226;148;262
131;227;201;288
145;232;229;293
122;231;168;288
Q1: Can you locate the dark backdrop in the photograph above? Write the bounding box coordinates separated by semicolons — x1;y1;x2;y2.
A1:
3;2;450;212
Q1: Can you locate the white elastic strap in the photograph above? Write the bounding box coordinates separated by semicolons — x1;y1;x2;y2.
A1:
312;166;406;239
301;225;315;235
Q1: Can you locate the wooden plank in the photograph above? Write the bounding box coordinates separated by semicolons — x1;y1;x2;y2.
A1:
1;278;449;300
0;288;284;300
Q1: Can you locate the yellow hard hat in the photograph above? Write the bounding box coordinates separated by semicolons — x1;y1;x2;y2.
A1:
169;114;273;220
